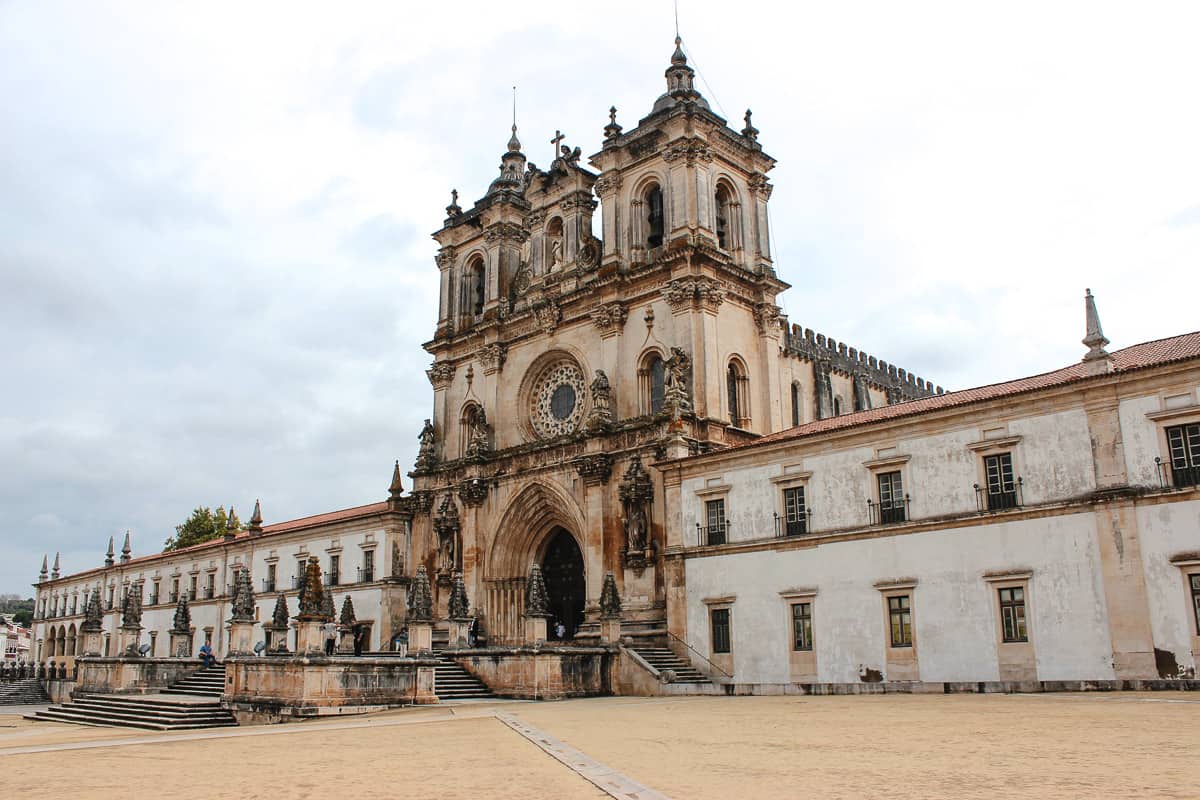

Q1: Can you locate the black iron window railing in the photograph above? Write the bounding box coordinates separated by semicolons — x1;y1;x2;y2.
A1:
262;578;276;593
291;575;301;590
168;592;178;603
324;574;340;587
867;495;910;525
357;567;374;583
1157;458;1200;490
773;510;813;538
975;476;1023;511
695;522;730;547
187;589;197;602
203;586;214;600
148;593;159;606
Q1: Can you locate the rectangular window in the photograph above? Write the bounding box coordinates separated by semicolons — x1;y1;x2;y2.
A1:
998;586;1028;642
265;564;277;593
362;550;375;583
329;555;341;586
204;573;215;599
107;587;115;610
783;486;808;536
170;579;179;603
188;576;197;601
888;595;912;647
1166;424;1200;488
984;452;1019;510
1191;574;1200;636
877;471;906;524
704;499;727;546
150;581;160;605
791;602;813;651
711;608;731;654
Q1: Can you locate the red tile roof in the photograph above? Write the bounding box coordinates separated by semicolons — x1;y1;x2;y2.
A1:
739;331;1200;452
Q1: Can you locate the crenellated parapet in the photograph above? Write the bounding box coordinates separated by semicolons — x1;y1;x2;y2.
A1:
784;323;944;404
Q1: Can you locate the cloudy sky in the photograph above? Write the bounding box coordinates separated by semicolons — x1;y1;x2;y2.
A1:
2;1;1197;594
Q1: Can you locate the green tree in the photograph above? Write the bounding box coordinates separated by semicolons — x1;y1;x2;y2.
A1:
12;609;32;627
163;505;243;551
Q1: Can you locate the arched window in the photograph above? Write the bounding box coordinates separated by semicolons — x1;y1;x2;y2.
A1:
646;185;664;248
726;358;750;428
546;217;564;270
639;351;666;414
469;258;485;316
790;381;801;427
715;184;732;249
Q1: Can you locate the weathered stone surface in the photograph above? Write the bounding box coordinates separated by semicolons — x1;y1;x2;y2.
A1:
408;565;434;622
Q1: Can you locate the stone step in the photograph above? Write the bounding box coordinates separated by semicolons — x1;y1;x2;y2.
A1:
27;708;237;731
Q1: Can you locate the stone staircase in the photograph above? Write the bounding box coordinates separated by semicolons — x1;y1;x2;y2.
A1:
628;646;712;684
24;665;237;730
26;694;237;730
161;664;226;697
0;678;49;705
432;654;495;700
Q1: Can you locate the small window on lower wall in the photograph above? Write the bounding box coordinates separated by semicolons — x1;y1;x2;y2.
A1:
1191;574;1200;635
791;602;813;651
998;586;1028;642
888;595;912;647
711;608;731;654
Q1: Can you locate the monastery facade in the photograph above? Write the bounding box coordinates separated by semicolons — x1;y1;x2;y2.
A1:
27;39;1200;693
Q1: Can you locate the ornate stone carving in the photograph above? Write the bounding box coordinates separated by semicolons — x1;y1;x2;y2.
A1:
754;303;783;333
599;571;622;620
410;490;435;515
120;584;143;628
662;277;726;312
573;453;614;485
577;237;601;270
82;587;103;632
434;495;461;575
463;406;492;461
320;586;335;620
484;222;529;244
390;538;405;579
697;278;726;310
525;564;551;618
532;299;561;333
426;362;455;390
448;571;470;621
270;595;289;629
230;568;255;622
414;419;438;471
529;358;586;438
619;457;654;569
590;303;627;335
584;370;615;432
664;347;694;419
662;138;715;164
479;344;507;375
297;557;328;620
435;246;457;269
748;172;773;199
594;171;623;197
458;476;489;507
662;279;695;311
407;566;434;622
339;595;357;627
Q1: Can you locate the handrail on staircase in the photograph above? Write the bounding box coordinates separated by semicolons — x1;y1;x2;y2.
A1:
665;631;732;679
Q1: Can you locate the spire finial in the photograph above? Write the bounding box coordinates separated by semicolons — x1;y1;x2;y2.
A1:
1082;288;1114;374
120;531;131;563
52;552;61;579
389;459;405;499
508;86;521;152
604;106;623;141
742;108;759;141
671;35;687;66
249;498;263;535
446;188;461;217
105;535;115;567
39;554;48;581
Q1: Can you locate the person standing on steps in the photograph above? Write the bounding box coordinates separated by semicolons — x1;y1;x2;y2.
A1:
323;619;337;656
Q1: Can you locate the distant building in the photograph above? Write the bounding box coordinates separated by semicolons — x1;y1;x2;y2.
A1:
2;617;32;662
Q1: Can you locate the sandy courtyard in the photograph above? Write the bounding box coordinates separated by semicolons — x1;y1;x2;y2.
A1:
2;692;1197;799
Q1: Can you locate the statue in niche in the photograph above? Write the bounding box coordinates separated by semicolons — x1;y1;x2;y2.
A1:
415;419;437;469
663;347;693;420
464;406;492;460
618;457;654;569
585;370;614;431
390;538;404;579
550;237;563;268
437;529;457;575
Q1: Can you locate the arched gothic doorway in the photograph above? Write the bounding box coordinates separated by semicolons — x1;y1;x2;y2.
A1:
541;527;585;640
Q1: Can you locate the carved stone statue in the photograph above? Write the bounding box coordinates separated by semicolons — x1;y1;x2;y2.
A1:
585;370;615;432
464;407;492;460
550;236;563;268
434;495;461;575
391;538;405;579
664;347;693;419
415;419;437;470
618;457;654;567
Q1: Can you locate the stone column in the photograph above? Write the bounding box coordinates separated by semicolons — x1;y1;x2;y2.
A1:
409;622;433;654
227;621;256;657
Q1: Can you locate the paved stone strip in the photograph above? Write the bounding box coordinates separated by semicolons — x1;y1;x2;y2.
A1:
497;712;671;800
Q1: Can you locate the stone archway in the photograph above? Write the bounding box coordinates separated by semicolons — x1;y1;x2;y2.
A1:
541;527;585;639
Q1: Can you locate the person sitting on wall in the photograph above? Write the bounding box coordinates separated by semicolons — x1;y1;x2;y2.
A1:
198;641;215;669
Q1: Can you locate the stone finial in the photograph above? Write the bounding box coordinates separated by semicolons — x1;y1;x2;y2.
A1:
248;499;263;535
446;188;462;217
599;571;622;620
320;586;335;620
389;460;405;500
39;554;48;582
525;564;550;618
82;587;104;632
297;557;327;619
120;531;131;563
407;565;434;622
604;105;623;140
120;583;143;628
105;536;115;567
339;595;357;627
448;571;470;621
270;594;289;629
171;593;191;634
50;552;61;579
223;507;238;541
230;568;256;622
1082;288;1113;372
742;108;759;141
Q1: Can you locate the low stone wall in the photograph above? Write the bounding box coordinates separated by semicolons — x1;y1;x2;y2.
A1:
224;655;439;723
74;657;200;696
44;679;76;704
447;645;616;700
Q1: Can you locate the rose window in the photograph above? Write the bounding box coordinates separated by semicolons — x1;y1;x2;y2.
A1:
530;360;586;438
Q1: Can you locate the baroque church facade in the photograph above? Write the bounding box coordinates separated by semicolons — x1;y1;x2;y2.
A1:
410;38;935;646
